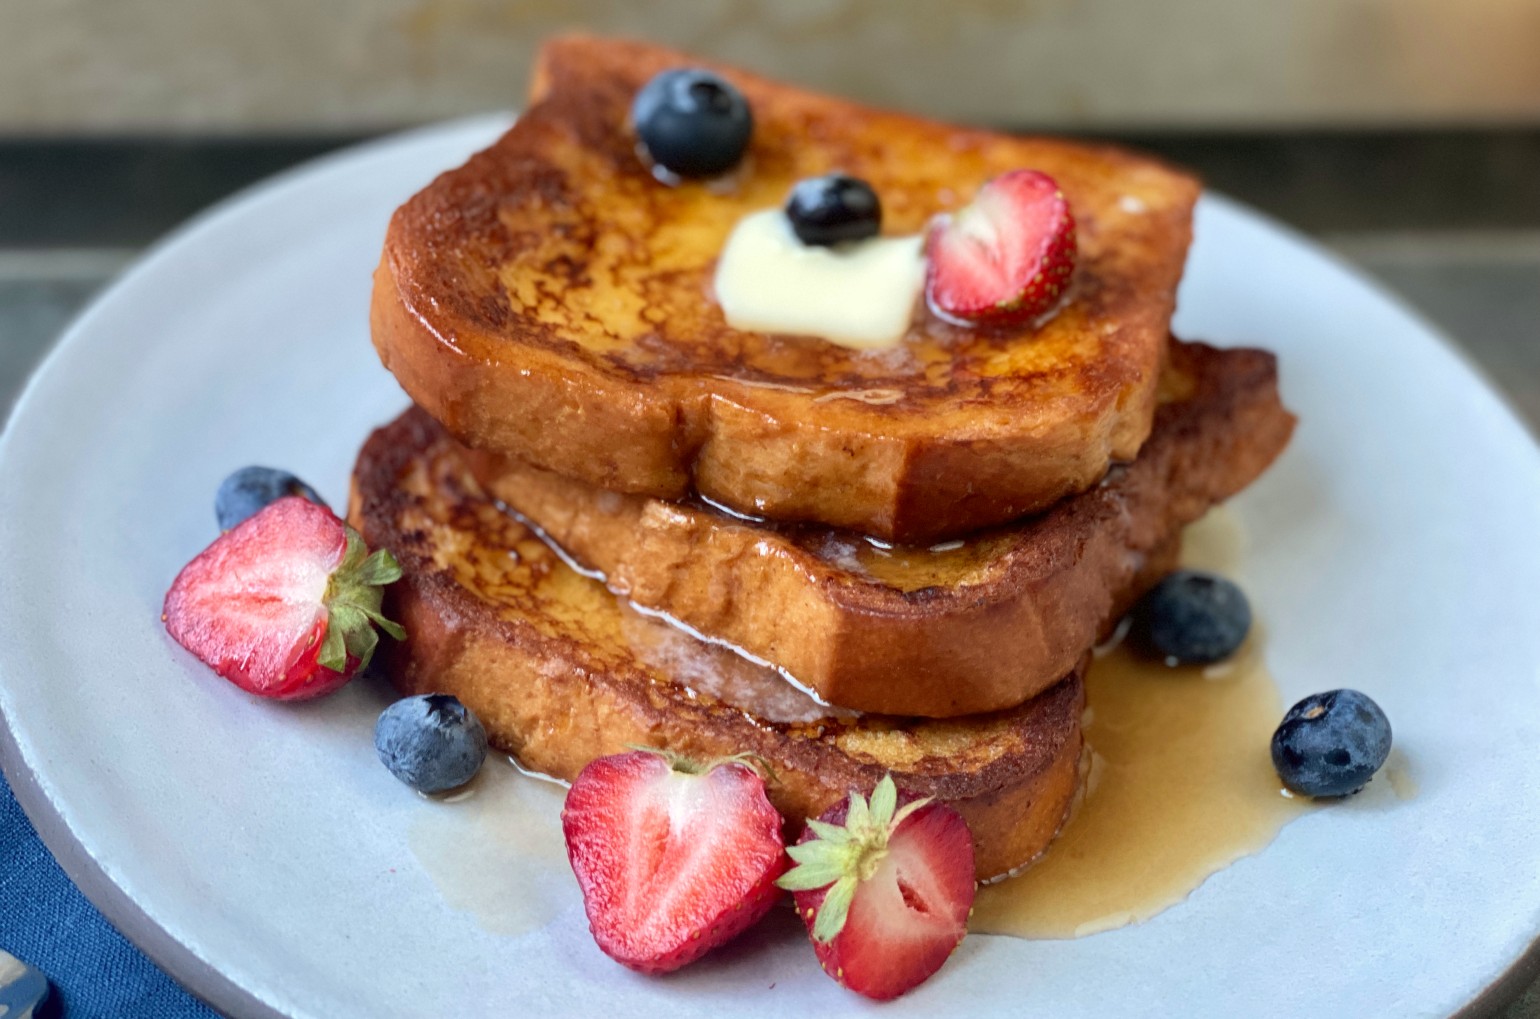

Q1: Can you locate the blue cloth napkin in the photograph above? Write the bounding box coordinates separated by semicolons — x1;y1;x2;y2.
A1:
1;772;219;1018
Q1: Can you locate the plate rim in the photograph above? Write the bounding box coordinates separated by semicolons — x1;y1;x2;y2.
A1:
0;718;283;1018
1;114;1537;1019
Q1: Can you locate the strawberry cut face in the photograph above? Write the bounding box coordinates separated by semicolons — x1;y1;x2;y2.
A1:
164;496;403;700
562;750;787;974
779;775;976;1001
817;802;973;1000
925;168;1077;327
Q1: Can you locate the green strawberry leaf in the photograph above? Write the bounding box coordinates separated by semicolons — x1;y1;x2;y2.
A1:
868;774;897;830
777;857;847;891
811;876;858;943
320;527;407;673
317;620;348;673
804;817;854;844
845;787;871;833
776;773;932;942
360;605;406;641
356;548;403;586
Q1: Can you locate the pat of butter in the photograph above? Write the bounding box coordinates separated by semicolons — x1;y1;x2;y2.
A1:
713;209;925;350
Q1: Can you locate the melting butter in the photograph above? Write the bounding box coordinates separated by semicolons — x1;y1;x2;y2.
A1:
713;209;924;349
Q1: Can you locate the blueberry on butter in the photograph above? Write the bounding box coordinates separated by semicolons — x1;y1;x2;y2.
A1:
1271;689;1392;797
1128;570;1251;665
375;694;488;794
632;68;753;179
216;466;327;531
785;174;882;246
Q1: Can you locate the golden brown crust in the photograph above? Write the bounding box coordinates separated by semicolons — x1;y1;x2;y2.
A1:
460;341;1295;716
371;35;1201;542
349;409;1083;879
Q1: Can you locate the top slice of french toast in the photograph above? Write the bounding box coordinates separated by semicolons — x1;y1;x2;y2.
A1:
373;35;1201;543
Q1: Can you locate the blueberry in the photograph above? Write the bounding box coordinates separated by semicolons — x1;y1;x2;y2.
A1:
1271;689;1392;797
785;174;882;246
216;466;327;531
1128;570;1251;665
631;68;753;179
374;694;488;794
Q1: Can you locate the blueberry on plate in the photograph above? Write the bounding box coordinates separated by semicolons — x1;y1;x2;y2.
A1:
1272;689;1392;797
375;694;488;794
785;174;882;246
215;466;327;531
1127;570;1251;665
631;68;753;179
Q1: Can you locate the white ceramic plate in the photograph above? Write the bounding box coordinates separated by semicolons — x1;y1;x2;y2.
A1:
3;115;1539;1019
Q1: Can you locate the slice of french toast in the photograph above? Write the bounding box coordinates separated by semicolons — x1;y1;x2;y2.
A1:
349;408;1090;880
372;35;1201;543
460;341;1295;717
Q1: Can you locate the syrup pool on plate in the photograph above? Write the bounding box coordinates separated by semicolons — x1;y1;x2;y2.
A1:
407;757;575;936
407;508;1404;941
972;507;1317;939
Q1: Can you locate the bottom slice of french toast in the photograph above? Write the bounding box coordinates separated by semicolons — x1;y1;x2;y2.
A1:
350;409;1151;880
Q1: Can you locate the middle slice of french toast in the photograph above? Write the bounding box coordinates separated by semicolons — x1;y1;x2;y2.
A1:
460;340;1296;718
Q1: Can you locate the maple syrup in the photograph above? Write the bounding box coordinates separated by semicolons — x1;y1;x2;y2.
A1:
407;758;575;936
972;508;1317;938
407;507;1371;944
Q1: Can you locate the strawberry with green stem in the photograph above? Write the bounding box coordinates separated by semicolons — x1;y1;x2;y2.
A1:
164;496;405;700
778;774;976;1000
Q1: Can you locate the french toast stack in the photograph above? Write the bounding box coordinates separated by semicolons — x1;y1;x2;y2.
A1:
349;36;1295;880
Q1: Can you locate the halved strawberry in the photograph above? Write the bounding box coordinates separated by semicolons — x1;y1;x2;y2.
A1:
925;169;1076;326
163;496;405;700
778;774;975;1001
561;749;787;974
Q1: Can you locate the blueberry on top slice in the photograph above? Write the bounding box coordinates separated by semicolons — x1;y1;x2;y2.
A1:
215;466;328;531
631;68;753;179
1127;569;1251;665
375;693;488;794
785;174;882;246
1271;689;1392;797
